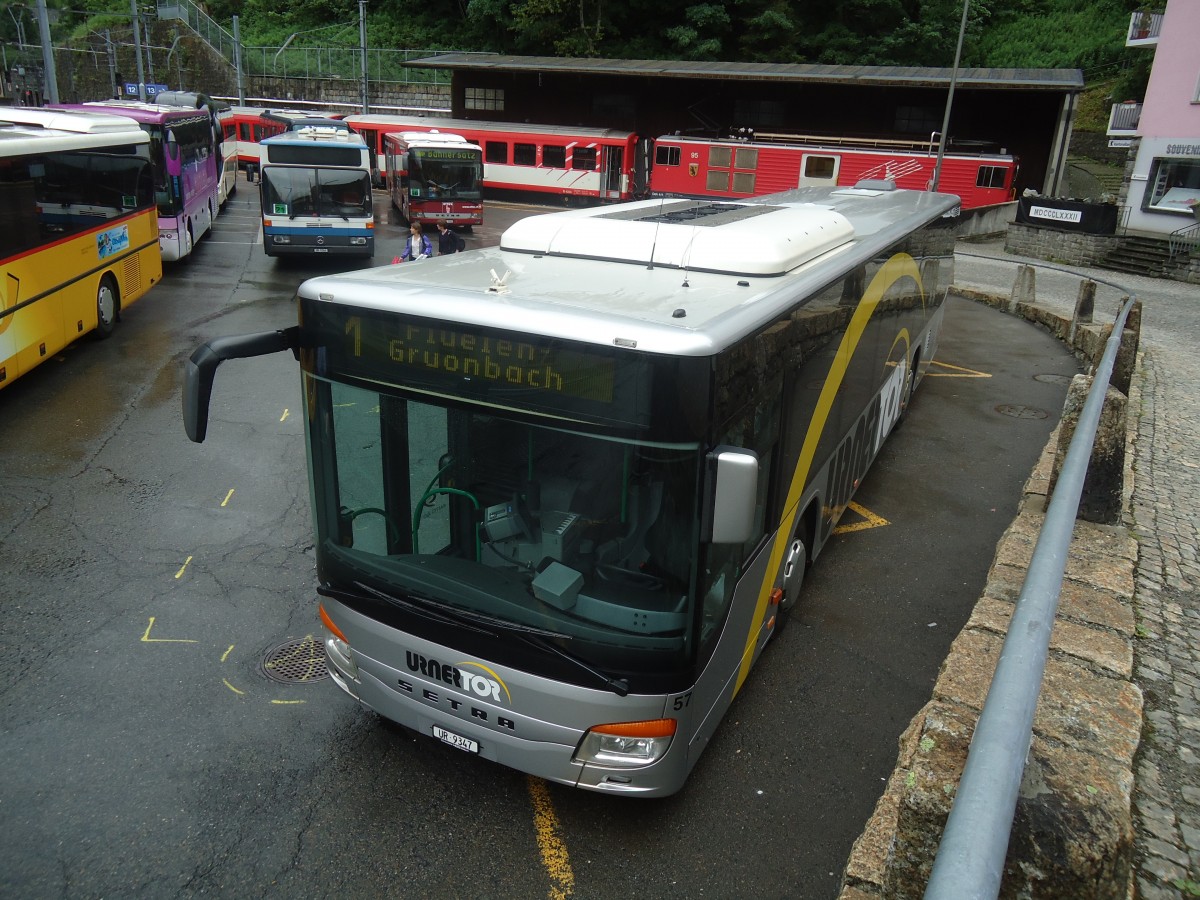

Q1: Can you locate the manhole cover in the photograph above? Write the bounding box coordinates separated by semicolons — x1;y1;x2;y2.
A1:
1034;373;1074;385
260;636;329;684
995;404;1049;420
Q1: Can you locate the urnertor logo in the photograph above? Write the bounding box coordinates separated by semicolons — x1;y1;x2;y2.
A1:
405;652;512;705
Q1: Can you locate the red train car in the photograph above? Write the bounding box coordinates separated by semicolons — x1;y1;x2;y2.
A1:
219;107;344;172
650;133;1018;210
343;114;641;204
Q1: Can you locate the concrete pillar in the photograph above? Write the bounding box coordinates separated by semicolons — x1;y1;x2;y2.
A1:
1009;264;1036;313
1073;280;1095;324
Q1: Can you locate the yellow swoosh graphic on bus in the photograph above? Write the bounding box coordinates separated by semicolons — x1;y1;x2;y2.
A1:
735;253;925;694
456;660;513;704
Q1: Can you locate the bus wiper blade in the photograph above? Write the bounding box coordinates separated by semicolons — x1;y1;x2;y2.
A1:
341;584;629;696
513;631;631;697
339;582;497;636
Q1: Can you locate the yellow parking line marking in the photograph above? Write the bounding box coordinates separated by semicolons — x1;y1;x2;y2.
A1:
141;617;199;644
927;360;991;378
833;501;890;535
221;489;235;507
526;776;575;899
174;556;193;579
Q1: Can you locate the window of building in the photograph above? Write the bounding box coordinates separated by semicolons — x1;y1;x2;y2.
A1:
464;87;504;112
572;147;598;170
655;145;681;167
513;143;537;166
894;105;940;136
1145;157;1200;214
485;141;508;164
593;93;635;120
543;145;566;168
733;99;785;129
977;166;1007;189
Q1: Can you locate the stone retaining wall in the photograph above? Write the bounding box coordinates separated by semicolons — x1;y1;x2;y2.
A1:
1005;222;1122;268
837;285;1143;898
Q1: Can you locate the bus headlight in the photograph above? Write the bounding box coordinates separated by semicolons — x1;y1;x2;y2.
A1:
272;235;291;244
319;604;357;680
350;237;367;245
573;719;676;768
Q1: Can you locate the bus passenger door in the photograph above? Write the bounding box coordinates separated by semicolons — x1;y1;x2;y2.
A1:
799;153;840;189
601;146;625;199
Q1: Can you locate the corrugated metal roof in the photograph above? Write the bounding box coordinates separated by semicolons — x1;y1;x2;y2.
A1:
406;53;1084;91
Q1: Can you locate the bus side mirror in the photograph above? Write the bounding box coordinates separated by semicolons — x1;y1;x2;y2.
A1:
701;447;758;545
183;328;300;443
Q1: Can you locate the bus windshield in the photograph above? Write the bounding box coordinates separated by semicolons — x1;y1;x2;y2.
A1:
409;149;483;200
263;167;372;218
11;147;153;248
306;373;701;671
144;126;175;216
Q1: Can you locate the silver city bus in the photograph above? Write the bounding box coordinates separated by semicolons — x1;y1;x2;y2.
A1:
184;183;958;796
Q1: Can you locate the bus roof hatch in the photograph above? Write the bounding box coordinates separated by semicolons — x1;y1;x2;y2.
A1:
500;199;854;276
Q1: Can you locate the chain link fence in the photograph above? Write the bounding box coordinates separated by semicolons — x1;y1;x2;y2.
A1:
157;0;449;85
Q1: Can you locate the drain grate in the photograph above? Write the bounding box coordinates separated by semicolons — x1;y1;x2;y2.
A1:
995;404;1049;420
1034;373;1075;385
260;636;330;684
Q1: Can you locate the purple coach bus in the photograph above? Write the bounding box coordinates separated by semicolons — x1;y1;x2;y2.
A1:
49;100;222;261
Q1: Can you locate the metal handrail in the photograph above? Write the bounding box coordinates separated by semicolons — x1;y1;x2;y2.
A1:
1168;221;1200;259
924;292;1139;899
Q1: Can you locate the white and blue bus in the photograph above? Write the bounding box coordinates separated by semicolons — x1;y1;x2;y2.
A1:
258;124;374;258
185;183;958;796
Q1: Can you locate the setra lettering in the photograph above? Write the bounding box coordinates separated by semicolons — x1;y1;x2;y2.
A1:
405;651;503;702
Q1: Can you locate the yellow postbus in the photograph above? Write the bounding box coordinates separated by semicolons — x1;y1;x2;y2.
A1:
0;107;163;391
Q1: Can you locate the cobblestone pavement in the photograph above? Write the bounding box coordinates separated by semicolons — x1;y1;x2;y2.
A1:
953;238;1200;898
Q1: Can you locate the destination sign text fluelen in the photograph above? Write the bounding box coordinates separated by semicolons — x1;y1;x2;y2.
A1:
383;322;616;403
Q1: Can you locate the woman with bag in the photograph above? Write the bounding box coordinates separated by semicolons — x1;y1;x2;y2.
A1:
400;222;433;261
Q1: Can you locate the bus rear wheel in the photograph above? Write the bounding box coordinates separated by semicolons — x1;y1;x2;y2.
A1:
94;275;119;340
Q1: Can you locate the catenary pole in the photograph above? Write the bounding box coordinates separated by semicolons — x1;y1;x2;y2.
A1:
930;0;970;192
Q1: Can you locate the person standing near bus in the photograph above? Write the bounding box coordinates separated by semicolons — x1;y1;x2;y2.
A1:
436;222;463;255
400;222;432;261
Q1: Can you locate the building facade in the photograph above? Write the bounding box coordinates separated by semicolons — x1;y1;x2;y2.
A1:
1120;0;1200;235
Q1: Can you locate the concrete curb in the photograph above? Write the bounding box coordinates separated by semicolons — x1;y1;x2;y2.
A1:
836;286;1144;898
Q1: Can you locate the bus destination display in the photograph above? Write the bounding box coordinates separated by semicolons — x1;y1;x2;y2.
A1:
339;313;618;405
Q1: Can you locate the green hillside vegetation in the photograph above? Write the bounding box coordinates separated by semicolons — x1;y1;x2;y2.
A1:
8;0;1150;75
5;0;1153;129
